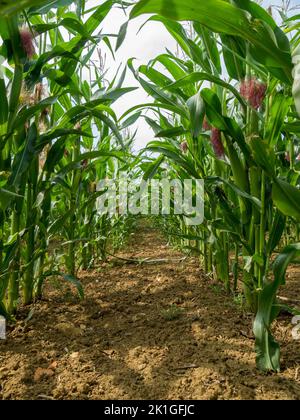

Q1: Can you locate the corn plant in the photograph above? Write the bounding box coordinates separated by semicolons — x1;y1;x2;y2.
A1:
126;0;300;371
0;0;137;317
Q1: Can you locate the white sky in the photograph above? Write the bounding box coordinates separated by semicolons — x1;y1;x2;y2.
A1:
100;6;177;150
97;0;299;150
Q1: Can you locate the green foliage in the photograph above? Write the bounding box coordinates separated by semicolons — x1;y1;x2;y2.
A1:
0;0;138;315
129;0;300;372
254;244;300;372
130;0;292;83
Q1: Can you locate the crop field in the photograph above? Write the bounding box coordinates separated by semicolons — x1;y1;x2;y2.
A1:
1;0;300;401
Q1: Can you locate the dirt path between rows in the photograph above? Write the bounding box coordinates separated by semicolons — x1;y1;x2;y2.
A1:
1;223;300;400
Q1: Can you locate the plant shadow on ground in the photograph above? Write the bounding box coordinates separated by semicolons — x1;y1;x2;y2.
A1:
1;223;300;400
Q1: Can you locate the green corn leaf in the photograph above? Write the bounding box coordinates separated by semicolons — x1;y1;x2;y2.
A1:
33;17;94;41
144;116;166;135
150;54;190;83
155;126;187;138
0;301;9;319
0;188;23;211
146;141;199;179
131;0;252;35
42;271;84;300
143;16;200;65
47;210;72;235
0;79;8;125
186;92;205;138
283;121;300;134
206;176;261;209
220;34;246;81
58;104;124;148
93;87;138;103
25;46;80;86
250;137;275;176
37;128;92;152
130;0;292;83
265;93;290;147
61;273;84;300
55;151;126;177
200;88;252;161
28;0;75;15
254;243;300;372
9;123;38;188
43;137;67;174
116;20;128;51
273;244;300;286
143;155;165;180
120;101;189;121
272;178;300;221
120;111;142;130
231;0;290;52
168;72;247;111
139;65;187;101
194;23;221;74
267;210;286;255
84;0;113;35
0;0;48;16
12;96;58;131
200;88;227;130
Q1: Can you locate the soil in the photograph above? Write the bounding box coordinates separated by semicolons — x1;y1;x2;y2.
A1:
1;222;300;400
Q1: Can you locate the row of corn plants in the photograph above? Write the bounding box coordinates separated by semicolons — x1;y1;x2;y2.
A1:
0;0;138;317
122;0;300;372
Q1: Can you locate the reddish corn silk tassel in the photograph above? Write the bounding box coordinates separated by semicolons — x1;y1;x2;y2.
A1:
19;27;35;59
34;82;44;102
240;77;267;110
81;159;88;168
202;116;211;131
38;121;47;133
211;128;225;158
19;84;34;106
39;145;49;170
180;141;188;153
285;152;300;163
41;107;50;117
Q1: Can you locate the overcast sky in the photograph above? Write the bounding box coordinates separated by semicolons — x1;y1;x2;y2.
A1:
97;0;299;150
100;6;177;150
